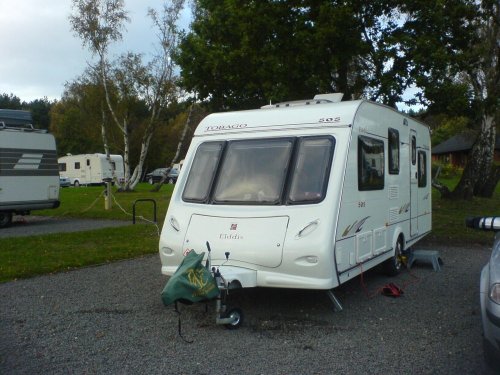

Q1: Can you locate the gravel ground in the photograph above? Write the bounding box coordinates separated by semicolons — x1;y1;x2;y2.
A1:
0;216;130;238
0;243;496;375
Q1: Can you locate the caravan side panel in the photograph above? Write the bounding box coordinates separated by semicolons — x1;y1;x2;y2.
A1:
334;102;431;284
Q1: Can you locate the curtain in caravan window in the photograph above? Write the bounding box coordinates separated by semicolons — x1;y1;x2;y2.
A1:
183;142;224;202
288;137;334;204
213;139;293;204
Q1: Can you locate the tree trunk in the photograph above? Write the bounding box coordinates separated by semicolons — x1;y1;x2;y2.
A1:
445;114;496;200
475;165;500;198
151;102;194;192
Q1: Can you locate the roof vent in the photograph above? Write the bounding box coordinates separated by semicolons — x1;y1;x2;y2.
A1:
313;93;344;102
261;93;344;109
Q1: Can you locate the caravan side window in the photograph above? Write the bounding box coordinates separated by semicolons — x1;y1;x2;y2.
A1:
388;128;399;174
358;135;384;191
74;162;80;169
418;151;427;187
59;163;66;172
183;142;224;202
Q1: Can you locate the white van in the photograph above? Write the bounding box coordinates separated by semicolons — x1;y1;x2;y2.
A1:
159;94;431;305
58;153;124;186
0;110;60;227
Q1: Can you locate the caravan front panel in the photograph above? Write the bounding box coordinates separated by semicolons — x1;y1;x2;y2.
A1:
183;214;289;267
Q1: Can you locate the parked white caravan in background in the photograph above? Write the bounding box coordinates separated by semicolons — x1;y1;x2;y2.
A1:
159;94;431;308
58;153;124;187
0;109;60;228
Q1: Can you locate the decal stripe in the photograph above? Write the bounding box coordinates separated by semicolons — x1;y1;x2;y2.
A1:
0;148;59;177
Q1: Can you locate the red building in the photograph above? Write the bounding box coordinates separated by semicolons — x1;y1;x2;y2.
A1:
432;133;500;167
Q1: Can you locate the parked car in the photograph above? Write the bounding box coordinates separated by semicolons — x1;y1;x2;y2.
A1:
145;168;169;184
59;176;71;188
466;217;500;370
166;168;179;184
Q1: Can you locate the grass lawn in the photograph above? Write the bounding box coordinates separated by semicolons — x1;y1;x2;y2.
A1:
0;179;498;283
426;177;500;246
0;183;172;283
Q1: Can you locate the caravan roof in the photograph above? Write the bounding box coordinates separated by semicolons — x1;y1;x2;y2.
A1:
194;100;365;136
0;109;33;127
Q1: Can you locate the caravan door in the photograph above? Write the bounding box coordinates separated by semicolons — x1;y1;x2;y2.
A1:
410;130;418;236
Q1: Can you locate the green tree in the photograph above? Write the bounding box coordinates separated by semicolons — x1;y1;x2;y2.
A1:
0;93;22;109
28;98;53;130
50;77;111;156
176;0;409;111
402;0;500;199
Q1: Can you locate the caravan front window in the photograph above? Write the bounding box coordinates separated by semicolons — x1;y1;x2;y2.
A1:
213;139;293;204
288;137;334;203
183;136;334;205
183;142;224;202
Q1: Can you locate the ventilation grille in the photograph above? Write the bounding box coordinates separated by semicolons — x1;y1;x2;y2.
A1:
388;185;399;200
389;208;399;223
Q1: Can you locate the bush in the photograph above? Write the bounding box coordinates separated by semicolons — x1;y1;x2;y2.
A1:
432;162;462;179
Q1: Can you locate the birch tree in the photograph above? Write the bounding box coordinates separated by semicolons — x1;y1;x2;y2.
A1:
70;0;184;191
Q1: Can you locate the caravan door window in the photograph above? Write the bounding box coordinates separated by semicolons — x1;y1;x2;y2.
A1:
288;137;334;203
418;151;427;187
213;139;293;204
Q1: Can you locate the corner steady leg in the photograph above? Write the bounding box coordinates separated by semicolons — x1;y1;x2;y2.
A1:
326;290;343;312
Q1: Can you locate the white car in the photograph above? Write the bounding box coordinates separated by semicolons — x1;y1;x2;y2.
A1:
467;217;500;370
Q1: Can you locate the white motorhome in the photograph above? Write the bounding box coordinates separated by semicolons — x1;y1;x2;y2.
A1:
58;153;124;187
0;110;60;228
159;94;431;306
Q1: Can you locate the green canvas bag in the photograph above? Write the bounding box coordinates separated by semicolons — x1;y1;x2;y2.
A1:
161;250;219;306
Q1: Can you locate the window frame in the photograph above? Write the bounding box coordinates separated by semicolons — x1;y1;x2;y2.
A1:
358;135;385;191
182;136;335;205
286;136;335;205
388;128;400;175
182;141;225;203
418;150;427;188
411;135;417;165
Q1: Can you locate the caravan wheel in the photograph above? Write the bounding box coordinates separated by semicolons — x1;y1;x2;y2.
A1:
384;237;403;276
74;180;80;187
224;308;244;330
0;212;13;228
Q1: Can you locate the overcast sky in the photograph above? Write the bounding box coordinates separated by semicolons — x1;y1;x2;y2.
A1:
0;0;191;103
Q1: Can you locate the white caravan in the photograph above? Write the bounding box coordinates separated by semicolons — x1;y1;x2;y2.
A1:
0;110;60;227
58;153;124;186
159;94;431;306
